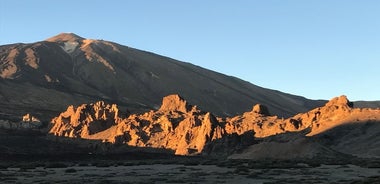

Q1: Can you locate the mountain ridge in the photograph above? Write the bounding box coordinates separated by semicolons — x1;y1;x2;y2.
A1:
0;33;329;121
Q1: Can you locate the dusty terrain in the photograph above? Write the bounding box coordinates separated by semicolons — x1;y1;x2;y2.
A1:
1;159;380;184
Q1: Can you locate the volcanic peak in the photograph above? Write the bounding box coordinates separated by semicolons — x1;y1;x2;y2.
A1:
45;32;84;43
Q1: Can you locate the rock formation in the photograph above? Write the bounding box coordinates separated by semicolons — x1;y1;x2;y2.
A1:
252;104;270;116
158;94;191;113
0;113;42;129
49;94;380;157
22;113;41;123
50;101;122;138
229;95;380;159
49;94;225;155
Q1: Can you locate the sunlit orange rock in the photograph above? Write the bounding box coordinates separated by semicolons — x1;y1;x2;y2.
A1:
49;94;380;156
49;94;226;155
49;101;121;138
158;94;191;113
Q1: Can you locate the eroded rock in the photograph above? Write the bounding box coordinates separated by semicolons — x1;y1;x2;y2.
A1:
49;94;380;157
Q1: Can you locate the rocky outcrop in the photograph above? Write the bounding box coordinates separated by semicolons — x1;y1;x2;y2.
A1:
283;95;367;136
49;94;380;157
49;94;225;155
50;101;122;137
158;94;191;113
0;113;42;129
22;113;41;123
229;95;380;159
223;95;371;138
252;104;270;116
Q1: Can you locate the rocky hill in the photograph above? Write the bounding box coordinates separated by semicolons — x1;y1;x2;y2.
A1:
229;95;380;159
0;33;325;122
49;94;380;158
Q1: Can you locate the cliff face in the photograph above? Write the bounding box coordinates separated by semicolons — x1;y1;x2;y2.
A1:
50;94;225;155
49;94;380;157
50;101;121;137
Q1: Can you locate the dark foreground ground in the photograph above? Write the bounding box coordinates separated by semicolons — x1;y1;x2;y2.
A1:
1;129;380;183
1;157;380;184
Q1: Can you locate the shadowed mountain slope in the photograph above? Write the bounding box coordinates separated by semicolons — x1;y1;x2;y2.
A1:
0;33;325;121
354;101;380;109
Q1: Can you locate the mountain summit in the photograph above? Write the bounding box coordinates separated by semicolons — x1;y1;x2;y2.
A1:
45;32;84;42
0;33;325;121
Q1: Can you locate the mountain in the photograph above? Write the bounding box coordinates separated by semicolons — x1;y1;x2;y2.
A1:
0;33;325;122
354;101;380;109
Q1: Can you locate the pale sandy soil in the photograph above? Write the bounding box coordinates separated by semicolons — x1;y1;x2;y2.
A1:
1;163;380;183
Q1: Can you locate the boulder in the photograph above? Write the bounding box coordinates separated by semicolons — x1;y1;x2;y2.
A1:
252;104;270;116
158;94;191;113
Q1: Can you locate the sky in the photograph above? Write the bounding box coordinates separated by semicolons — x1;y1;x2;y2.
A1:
0;0;379;101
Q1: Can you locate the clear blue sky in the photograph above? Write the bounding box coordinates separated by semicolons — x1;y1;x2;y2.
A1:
1;0;379;101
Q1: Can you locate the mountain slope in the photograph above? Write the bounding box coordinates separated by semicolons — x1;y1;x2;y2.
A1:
0;33;324;121
354;101;380;109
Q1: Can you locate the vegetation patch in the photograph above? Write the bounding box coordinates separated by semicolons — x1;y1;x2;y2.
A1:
44;162;68;168
65;168;77;173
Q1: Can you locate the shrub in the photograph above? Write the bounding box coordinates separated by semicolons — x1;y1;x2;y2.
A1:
78;163;88;167
65;168;77;173
95;162;112;168
45;162;68;168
